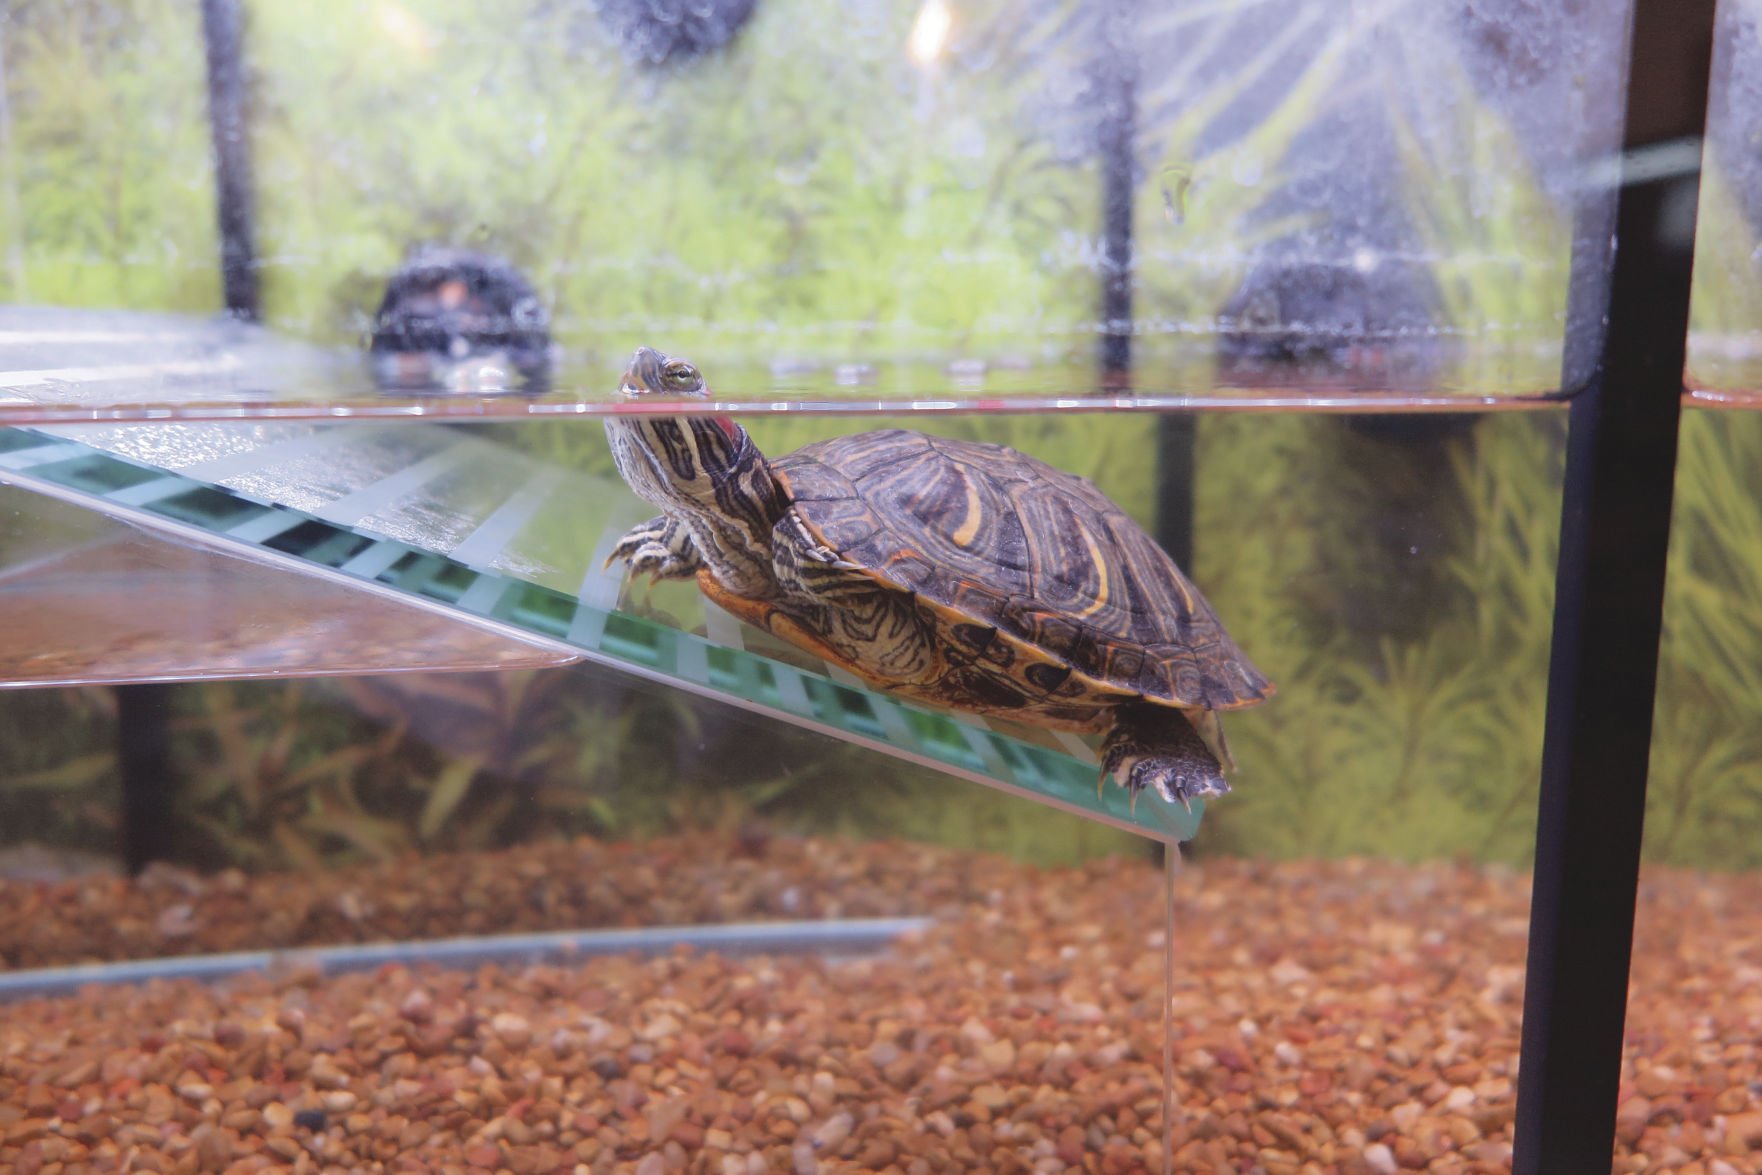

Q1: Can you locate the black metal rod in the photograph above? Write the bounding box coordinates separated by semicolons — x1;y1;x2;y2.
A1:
1090;0;1195;573
200;0;260;321
115;683;178;875
1096;0;1137;376
1154;415;1194;570
1512;6;1709;1168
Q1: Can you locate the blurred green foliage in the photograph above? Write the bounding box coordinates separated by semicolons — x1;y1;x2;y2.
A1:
1648;410;1762;867
154;672;673;871
1194;410;1562;863
244;0;1098;364
0;687;118;851
0;0;219;309
1;0;1760;876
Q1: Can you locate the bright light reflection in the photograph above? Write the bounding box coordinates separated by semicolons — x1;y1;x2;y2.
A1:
908;0;952;65
376;3;436;55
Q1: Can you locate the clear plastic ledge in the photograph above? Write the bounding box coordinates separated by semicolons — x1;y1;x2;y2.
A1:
0;307;1574;424
0;423;1204;843
0;485;584;686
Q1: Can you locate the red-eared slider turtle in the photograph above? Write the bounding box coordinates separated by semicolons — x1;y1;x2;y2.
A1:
604;347;1273;808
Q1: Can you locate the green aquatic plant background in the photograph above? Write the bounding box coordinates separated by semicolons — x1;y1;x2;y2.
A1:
0;0;219;310
1;0;1760;872
241;0;1110;365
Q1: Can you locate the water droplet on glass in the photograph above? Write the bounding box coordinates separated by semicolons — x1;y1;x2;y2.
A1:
1159;166;1192;224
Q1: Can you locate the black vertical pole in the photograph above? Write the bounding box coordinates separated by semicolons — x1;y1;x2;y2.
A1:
201;0;260;321
114;0;260;874
1511;4;1709;1168
1096;0;1136;378
1093;0;1192;569
116;684;177;874
1154;417;1194;570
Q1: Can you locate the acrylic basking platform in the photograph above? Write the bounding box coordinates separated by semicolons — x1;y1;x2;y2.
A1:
0;311;1207;844
0;483;582;684
0;305;1562;422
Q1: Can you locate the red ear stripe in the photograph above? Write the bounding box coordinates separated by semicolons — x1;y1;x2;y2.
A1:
712;415;742;442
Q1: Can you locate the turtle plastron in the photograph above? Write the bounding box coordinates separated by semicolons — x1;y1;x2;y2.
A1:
697;570;855;671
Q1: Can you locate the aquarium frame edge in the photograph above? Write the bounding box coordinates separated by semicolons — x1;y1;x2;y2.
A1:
1512;1;1711;1169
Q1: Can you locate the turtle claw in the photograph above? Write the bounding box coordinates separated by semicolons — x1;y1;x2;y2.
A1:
1099;706;1230;812
1098;757;1226;811
607;516;704;582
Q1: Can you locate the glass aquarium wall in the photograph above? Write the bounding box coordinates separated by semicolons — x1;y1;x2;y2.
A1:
3;0;1747;1170
2;0;1633;409
1687;0;1762;401
0;404;1581;1170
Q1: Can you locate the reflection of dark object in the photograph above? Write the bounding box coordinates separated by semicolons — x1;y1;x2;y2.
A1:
1314;417;1476;649
595;0;756;66
1217;258;1447;389
369;247;552;391
1343;412;1478;443
1219;260;1469;644
1172;4;1620;393
1219;255;1477;645
1152;414;1194;571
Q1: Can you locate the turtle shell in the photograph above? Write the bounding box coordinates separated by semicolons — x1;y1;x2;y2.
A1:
770;429;1272;711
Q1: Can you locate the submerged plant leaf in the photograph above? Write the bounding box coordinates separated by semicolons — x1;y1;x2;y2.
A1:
418;757;485;843
6;752;116;792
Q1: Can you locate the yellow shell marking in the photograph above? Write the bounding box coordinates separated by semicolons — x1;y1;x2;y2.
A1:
950;475;985;548
1075;522;1111;619
1170;563;1194;614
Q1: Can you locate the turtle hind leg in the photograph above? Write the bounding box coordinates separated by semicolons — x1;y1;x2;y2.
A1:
1099;703;1229;811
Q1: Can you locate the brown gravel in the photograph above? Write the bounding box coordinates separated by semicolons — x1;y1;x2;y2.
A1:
0;839;1759;1173
0;835;994;970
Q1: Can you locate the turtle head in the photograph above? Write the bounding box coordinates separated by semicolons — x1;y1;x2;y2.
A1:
621;345;707;398
610;346;756;506
606;348;785;590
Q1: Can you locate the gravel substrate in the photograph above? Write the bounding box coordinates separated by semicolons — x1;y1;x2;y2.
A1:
1;838;1759;1173
0;836;993;970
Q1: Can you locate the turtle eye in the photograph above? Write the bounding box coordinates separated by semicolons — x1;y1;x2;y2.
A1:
663;362;699;388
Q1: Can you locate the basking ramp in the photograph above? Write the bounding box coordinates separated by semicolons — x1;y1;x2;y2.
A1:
0;420;1201;843
0;309;1202;841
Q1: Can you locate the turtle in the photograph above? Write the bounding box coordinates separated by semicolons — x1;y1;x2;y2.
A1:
603;346;1273;808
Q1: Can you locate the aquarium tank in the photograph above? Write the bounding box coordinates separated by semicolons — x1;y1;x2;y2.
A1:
0;0;1754;1172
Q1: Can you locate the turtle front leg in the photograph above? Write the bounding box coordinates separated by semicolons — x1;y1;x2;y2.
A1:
606;514;704;582
1100;704;1229;811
